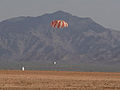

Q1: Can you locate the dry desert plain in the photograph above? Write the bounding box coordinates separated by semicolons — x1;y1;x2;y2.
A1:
0;70;120;90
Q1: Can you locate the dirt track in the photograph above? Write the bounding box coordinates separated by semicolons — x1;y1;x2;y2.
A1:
0;70;120;90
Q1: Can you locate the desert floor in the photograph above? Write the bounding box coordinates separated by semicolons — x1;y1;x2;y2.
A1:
0;70;120;90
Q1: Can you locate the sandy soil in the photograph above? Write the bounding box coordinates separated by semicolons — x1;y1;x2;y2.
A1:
0;70;120;90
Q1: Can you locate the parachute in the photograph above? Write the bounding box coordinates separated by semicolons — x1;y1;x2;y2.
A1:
51;20;68;28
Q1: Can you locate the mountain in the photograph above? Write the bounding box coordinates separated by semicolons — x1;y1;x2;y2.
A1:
0;11;120;71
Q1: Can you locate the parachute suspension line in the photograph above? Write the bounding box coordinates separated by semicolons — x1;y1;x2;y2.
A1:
52;27;57;32
50;20;69;70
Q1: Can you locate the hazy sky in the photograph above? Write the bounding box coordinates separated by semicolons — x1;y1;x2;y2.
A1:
0;0;120;30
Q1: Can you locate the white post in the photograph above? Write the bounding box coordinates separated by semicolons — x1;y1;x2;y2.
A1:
22;67;24;71
53;61;57;71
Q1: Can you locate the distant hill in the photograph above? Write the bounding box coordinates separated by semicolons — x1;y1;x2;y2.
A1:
0;11;120;71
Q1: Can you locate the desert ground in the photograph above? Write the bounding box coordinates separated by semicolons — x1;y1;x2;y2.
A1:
0;70;120;90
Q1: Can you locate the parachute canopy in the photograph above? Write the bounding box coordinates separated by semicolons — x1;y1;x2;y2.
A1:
51;20;68;28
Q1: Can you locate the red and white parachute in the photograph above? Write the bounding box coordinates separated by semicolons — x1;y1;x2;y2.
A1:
51;20;68;28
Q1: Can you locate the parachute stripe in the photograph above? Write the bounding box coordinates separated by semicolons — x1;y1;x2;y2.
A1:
57;20;61;28
53;21;57;27
62;21;64;28
60;21;63;28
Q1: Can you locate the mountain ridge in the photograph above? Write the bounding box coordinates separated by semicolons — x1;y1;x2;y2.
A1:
0;11;120;71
